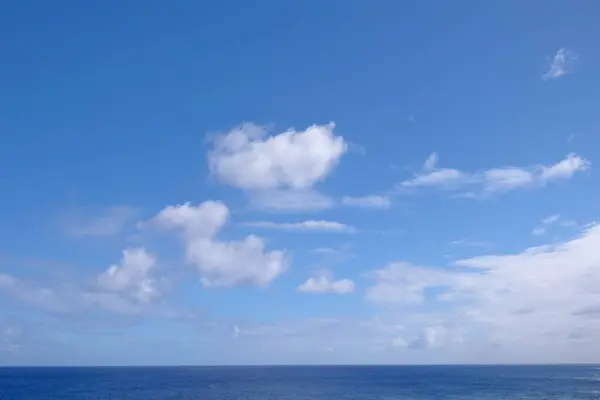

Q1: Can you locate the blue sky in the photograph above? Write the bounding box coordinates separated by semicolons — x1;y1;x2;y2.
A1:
1;0;600;365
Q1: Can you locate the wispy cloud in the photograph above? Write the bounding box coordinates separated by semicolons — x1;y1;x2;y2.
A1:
243;220;357;233
400;153;590;198
542;48;577;80
247;189;335;212
449;239;490;248
341;195;391;209
60;205;139;238
532;214;576;236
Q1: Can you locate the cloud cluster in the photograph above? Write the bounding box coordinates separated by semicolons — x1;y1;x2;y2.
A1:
152;201;288;287
400;152;589;197
5;113;597;363
367;223;600;350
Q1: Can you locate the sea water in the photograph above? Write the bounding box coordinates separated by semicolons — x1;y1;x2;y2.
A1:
1;365;599;399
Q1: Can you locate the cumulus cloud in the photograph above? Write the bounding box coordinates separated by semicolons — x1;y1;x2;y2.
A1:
243;220;356;233
542;48;577;80
96;247;160;304
400;153;589;197
151;201;288;287
208;122;346;190
341;195;391;209
297;275;355;294
208;123;347;211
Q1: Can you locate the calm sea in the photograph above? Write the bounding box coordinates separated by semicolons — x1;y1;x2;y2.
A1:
1;365;599;399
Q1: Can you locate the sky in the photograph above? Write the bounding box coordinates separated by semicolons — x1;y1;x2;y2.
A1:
1;0;600;366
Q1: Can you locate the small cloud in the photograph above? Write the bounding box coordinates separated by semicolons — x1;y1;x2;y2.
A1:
341;195;391;209
96;247;160;304
542;214;561;225
449;239;489;248
532;214;576;236
423;152;438;171
243;220;357;233
542;48;577;80
297;274;355;294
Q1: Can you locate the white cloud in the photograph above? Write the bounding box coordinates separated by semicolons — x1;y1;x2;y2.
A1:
366;262;454;306
152;201;288;287
400;153;589;197
541;153;588;180
61;205;139;237
96;247;160;304
542;48;577;80
366;223;600;354
243;220;356;233
208;122;346;190
297;275;355;294
341;195;391;209
402;168;468;189
208;123;346;211
542;214;561;225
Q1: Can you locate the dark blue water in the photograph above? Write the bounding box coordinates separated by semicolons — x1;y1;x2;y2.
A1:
1;365;599;399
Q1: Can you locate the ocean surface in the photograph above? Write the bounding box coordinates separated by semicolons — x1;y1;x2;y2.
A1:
1;365;599;399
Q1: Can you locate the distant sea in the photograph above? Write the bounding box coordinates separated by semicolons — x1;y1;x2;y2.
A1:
1;365;599;399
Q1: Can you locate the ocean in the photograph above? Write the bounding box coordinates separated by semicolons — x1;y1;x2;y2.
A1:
1;365;599;399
